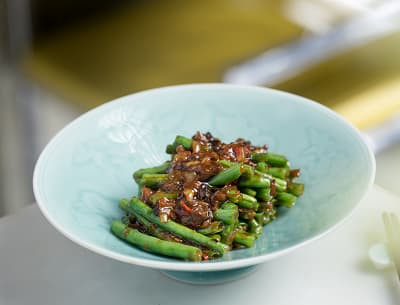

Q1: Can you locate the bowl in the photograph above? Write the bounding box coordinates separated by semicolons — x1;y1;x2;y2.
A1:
33;84;375;284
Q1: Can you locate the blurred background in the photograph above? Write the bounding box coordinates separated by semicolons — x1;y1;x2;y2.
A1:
1;0;400;217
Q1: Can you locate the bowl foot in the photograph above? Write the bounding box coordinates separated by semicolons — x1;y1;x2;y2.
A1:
160;265;258;285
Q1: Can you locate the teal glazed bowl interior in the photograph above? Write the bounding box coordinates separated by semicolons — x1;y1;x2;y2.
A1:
33;84;375;284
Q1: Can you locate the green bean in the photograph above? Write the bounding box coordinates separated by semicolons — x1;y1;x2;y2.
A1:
166;135;193;154
238;174;270;188
218;159;233;168
239;210;256;221
126;197;229;255
258;202;277;225
262;214;272;226
252;152;289;167
262;202;277;220
209;234;221;242
150;192;177;204
255;161;267;173
165;144;175;154
197;221;224;235
236;201;259;210
174;135;193;150
255;170;287;192
266;167;290;179
136;215;176;241
120;198;132;212
202;249;220;259
287;182;305;197
248;219;263;237
217;207;239;252
276;192;297;208
221;202;238;210
233;232;255;248
240;187;257;197
218;160;254;177
221;223;235;245
121;215;131;225
214;208;238;225
237;221;248;232
256;188;271;202
237;193;259;210
209;163;242;186
140;174;168;188
111;220;202;261
120;199;176;242
137;184;143;197
255;212;264;225
252;152;270;163
241;165;254;177
226;189;241;203
133;161;171;183
241;193;257;203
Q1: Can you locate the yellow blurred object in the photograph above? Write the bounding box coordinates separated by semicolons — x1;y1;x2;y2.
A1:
275;32;400;129
334;77;400;129
25;1;301;108
24;0;400;130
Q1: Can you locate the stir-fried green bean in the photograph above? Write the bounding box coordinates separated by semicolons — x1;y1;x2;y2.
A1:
111;220;202;261
197;221;224;235
276;192;297;208
133;161;171;183
287;182;305;196
140;174;168;188
233;232;255;248
166;135;193;154
111;132;304;261
240;187;257;197
267;167;290;179
215;208;238;225
252;152;289;167
209;163;242;186
127;197;229;255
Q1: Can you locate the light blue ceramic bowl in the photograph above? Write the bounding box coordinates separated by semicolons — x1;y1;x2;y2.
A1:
33;84;375;284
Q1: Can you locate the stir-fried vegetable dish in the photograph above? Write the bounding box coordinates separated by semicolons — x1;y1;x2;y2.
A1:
111;132;304;261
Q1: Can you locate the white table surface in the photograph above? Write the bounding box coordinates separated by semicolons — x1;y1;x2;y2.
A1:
1;185;400;305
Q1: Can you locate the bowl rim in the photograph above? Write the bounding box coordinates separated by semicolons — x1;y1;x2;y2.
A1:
33;83;376;271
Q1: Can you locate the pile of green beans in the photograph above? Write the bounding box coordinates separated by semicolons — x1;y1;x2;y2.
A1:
110;134;304;261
